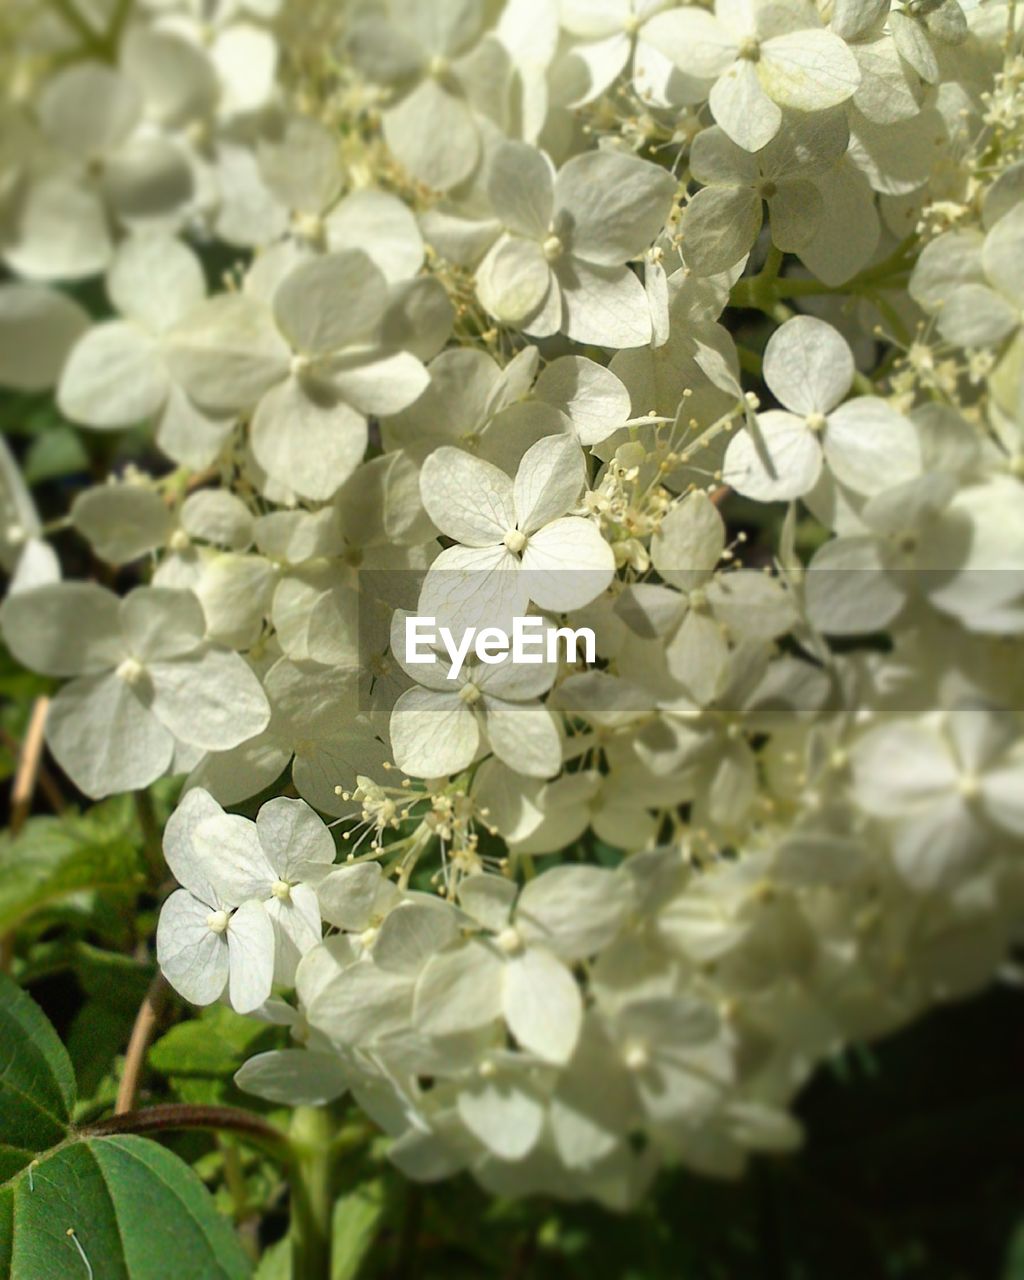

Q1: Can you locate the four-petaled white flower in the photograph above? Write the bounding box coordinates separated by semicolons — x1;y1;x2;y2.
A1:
723;315;921;501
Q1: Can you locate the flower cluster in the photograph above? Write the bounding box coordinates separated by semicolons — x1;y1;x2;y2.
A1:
2;0;1023;1208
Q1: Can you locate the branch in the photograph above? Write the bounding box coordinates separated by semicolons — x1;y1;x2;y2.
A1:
115;973;169;1115
82;1104;292;1162
11;696;50;835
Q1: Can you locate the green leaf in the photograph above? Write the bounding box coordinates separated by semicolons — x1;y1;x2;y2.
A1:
0;800;144;934
22;424;90;482
0;1135;252;1280
255;1237;292;1279
0;975;253;1278
151;1006;280;1081
0;973;76;1180
332;1178;388;1280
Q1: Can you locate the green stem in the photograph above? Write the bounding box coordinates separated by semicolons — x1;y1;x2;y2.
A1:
289;1106;336;1280
82;1103;291;1164
134;790;163;882
46;0;104;49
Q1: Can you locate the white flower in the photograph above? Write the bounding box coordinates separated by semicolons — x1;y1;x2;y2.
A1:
475;143;677;348
0;283;90;393
850;710;1024;889
0;583;270;797
57;234;233;467
189;796;337;983
554;0;700;108
724;315;921;500
5;63;192;281
167;251;434;499
682;114;849;275
388;611;562;780
417;434;616;634
156;788;276;1014
646;0;860;152
413;867;634;1064
347;0;496;191
910;204;1024;351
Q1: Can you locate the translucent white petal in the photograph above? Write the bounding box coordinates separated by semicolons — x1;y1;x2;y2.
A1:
558;259;652;348
157;889;230;1006
521;517;616;612
226;899;276;1014
250;376;367;502
682;184;762;276
514;434;586;534
107;234;206;333
487;142;555;239
517;864;630;959
824;398;922;494
235;1050;350;1105
763;315;854;414
652;490;726;589
0;284;90;392
273;251;387;355
71;486;174;566
419;447;516;545
483;698;562;779
256;796;336;876
389;687;480;778
724;410;822;501
534;356;631;446
476;235;554;326
383;77;479;192
709;59;781;152
193;813;275;903
327;351;429;417
149;647;271;751
47;672;173;798
0;581;122;676
413;940;504;1035
457;1075;545;1161
759;30;860;110
502;946;582;1063
57;321;167;429
325;189;424;282
120;585;205;661
554;151;678;266
167;295;290;413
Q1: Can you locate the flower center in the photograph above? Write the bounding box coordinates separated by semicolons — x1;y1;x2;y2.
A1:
290;353;314;378
738;37;761;60
503;527;528;554
957;772;982;800
207;909;230;934
271;879;293;901
805;412;827;433
496;926;522;955
459;682;482;705
116;657;146;686
624;1040;650;1071
428;54;451;78
542;233;564;262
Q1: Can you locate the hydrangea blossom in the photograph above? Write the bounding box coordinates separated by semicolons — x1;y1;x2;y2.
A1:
1;0;1023;1213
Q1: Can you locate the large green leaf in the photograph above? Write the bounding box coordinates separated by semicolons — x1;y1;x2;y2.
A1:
0;1136;252;1280
0;973;75;1181
150;1005;282;1105
332;1179;388;1280
0;800;144;934
0;975;252;1278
